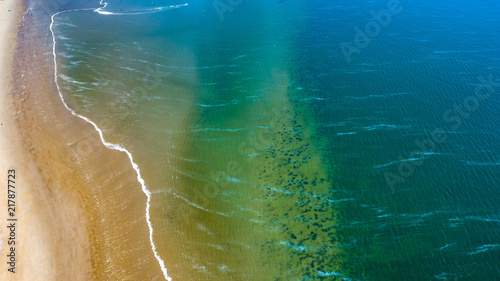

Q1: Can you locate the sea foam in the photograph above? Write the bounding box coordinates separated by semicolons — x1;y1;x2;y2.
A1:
95;1;188;16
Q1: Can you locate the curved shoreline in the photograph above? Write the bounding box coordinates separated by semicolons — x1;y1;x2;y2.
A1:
50;9;171;281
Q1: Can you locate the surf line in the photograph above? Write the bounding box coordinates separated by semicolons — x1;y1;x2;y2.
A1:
95;0;188;16
50;8;172;281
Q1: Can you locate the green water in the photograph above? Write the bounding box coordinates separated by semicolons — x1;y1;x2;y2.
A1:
52;0;500;280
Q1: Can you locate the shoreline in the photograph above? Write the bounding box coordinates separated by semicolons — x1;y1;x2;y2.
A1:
49;9;171;280
1;0;167;279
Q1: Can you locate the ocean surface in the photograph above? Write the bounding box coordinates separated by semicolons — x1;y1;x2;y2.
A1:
50;0;499;280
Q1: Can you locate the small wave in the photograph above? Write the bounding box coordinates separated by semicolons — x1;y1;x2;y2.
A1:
317;271;355;281
208;243;224;250
278;241;311;252
168;190;212;213
225;176;242;183
117;65;144;74
231;54;247;60
95;3;188;16
347;94;384;100
234;205;262;216
298;96;327;101
69;60;84;66
313;121;347;127
169;167;207;181
59;74;88;85
468;244;500;255
337;132;357;136
464;216;500;224
317;271;341;277
373;157;422;169
363;124;402;131
418;152;441;156
266;185;292;194
439;243;455;251
325;198;355;203
197;102;235;107
168;190;230;218
191;127;247;132
448;217;464;228
56;35;70;41
377;214;392;218
191;263;208;273
177;157;201;163
57;21;78;28
218;264;230;272
197;223;214;236
434;272;455;280
346;92;408;100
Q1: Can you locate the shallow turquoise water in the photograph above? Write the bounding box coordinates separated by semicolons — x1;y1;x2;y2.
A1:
52;0;500;280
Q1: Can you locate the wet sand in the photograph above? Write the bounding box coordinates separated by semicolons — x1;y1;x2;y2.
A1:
0;0;167;279
0;0;68;279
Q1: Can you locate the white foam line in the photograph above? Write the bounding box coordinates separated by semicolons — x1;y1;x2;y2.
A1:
373;157;421;169
95;0;188;16
95;5;188;16
95;0;109;14
50;8;172;281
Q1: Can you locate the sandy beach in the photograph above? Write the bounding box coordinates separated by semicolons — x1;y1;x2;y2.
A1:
0;0;166;279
